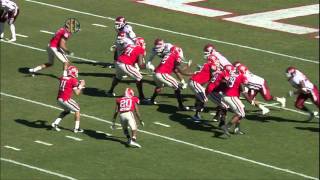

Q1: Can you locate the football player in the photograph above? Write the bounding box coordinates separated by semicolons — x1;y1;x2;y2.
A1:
51;66;85;133
189;54;220;121
203;43;232;69
29;18;80;77
111;16;136;62
111;88;144;148
286;66;319;121
233;61;286;115
0;0;19;42
146;38;191;88
147;46;192;111
106;37;147;101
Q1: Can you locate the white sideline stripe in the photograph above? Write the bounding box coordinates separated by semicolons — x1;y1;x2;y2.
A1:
262;102;279;107
65;136;83;141
1;92;318;180
16;34;28;38
40;30;54;34
4;145;21;151
153;122;171;127
92;23;107;28
1;157;77;180
24;0;318;64
34;140;53;146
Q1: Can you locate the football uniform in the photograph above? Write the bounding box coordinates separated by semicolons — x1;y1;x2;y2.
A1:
115;44;145;81
47;27;71;64
153;52;181;89
222;73;248;117
245;72;273;101
114;25;136;60
0;0;19;24
189;61;216;102
116;96;140;131
147;43;174;62
212;51;232;68
206;71;229;109
57;76;80;112
289;70;319;108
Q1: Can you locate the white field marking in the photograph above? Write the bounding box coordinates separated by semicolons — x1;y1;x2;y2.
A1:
16;33;28;38
305;101;312;105
1;40;99;63
224;4;319;35
1;157;77;180
262;102;280;107
153;121;171;127
1;92;318;180
24;0;318;64
40;30;54;35
34;140;53;146
96;131;112;136
92;23;108;28
138;0;231;17
65;136;83;141
4;145;21;151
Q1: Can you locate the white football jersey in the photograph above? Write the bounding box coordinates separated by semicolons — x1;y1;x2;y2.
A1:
245;72;265;90
147;43;174;62
1;0;18;11
212;51;232;68
289;70;314;90
122;24;136;40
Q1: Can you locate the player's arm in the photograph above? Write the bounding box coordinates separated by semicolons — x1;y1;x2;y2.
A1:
137;54;146;69
134;104;144;126
59;37;72;55
111;103;119;130
73;80;85;95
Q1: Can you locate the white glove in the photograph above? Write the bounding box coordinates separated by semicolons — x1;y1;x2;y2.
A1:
146;62;155;71
301;87;308;93
109;45;116;52
288;90;294;97
180;79;188;89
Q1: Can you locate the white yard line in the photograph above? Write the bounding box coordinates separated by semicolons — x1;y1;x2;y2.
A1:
40;30;55;35
65;136;83;141
4;145;21;151
1;157;77;180
92;23;108;28
24;0;318;64
1;92;318;180
34;140;53;146
16;34;28;38
153;122;171;127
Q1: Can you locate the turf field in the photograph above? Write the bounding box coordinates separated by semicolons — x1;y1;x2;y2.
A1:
1;0;319;180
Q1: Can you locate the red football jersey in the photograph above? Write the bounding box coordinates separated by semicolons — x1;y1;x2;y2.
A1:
116;96;140;113
191;62;216;85
155;52;181;74
118;44;145;65
57;76;79;101
206;71;226;94
223;73;248;97
50;28;71;48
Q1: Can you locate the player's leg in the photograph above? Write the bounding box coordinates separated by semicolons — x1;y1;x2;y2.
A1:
106;62;123;96
0;22;4;39
126;112;141;147
29;47;55;74
120;64;145;100
295;93;316;121
223;96;245;135
262;81;286;107
189;80;206;120
7;9;19;42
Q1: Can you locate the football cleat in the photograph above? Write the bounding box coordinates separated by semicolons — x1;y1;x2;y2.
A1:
129;139;141;148
73;128;84;133
220;125;231;137
8;38;16;42
105;91;116;97
51;123;61;131
261;106;270;115
233;127;245;135
277;97;286;108
178;105;190;111
307;111;318;121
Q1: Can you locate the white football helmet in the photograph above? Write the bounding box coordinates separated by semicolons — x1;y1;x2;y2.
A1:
154;38;165;54
203;43;216;59
286;66;296;78
67;66;78;78
124;88;134;98
115;16;126;30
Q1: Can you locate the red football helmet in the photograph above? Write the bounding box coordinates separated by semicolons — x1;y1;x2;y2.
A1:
203;43;216;59
154;38;165;53
124;88;134;98
114;16;126;30
135;37;146;49
286;66;296;78
207;54;219;66
67;66;78;78
223;64;235;77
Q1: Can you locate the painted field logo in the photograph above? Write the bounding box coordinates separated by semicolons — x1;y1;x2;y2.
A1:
136;0;319;35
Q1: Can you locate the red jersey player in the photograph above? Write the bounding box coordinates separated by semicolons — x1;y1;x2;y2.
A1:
106;37;147;101
29;18;80;77
148;46;192;110
189;54;219;121
286;66;319;121
112;88;144;148
51;66;85;133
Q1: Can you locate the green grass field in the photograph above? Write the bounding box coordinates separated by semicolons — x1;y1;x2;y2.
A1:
1;0;319;180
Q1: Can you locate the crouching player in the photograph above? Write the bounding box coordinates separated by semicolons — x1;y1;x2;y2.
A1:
112;88;144;148
51;66;85;133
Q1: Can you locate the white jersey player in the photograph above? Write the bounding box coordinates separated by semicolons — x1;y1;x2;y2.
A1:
0;0;19;41
203;43;232;68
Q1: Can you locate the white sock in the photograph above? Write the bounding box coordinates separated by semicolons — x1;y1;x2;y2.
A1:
257;104;265;110
75;121;80;129
63;70;68;77
0;22;4;38
53;118;62;125
9;24;16;40
33;66;42;72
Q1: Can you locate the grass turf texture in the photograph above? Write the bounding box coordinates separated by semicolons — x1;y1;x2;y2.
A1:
1;0;319;179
